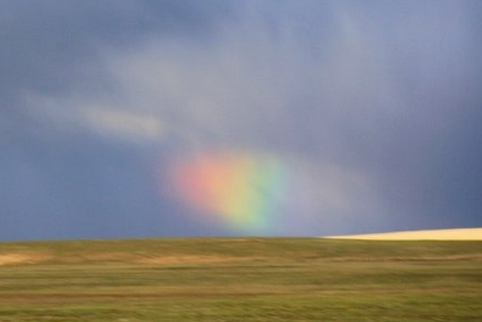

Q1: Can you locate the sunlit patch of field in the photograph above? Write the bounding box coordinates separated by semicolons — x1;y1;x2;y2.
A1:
326;228;482;240
0;253;51;266
0;238;481;321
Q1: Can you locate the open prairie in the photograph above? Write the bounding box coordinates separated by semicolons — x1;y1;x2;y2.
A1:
0;238;481;321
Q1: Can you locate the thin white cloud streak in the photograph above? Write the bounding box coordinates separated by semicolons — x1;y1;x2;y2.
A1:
82;106;164;142
24;94;165;144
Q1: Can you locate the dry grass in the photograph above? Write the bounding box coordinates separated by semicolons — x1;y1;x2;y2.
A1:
0;238;481;321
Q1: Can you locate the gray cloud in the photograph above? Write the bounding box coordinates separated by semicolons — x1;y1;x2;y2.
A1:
1;0;482;240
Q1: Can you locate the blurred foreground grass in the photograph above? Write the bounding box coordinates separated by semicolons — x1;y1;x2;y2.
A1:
0;238;481;321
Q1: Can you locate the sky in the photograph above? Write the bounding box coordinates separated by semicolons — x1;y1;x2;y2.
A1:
1;0;482;241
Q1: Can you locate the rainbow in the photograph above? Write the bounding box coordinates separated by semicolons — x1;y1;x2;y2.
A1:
168;152;290;233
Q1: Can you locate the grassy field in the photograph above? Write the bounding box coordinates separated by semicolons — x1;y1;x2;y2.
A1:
0;238;481;321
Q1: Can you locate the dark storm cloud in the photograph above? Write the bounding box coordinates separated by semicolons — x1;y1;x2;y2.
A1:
0;0;235;149
0;0;234;103
1;0;482;240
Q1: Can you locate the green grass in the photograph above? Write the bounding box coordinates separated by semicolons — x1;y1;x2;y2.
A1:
0;238;481;321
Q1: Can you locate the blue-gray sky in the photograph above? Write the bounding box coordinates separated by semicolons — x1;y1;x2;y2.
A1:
1;0;482;240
